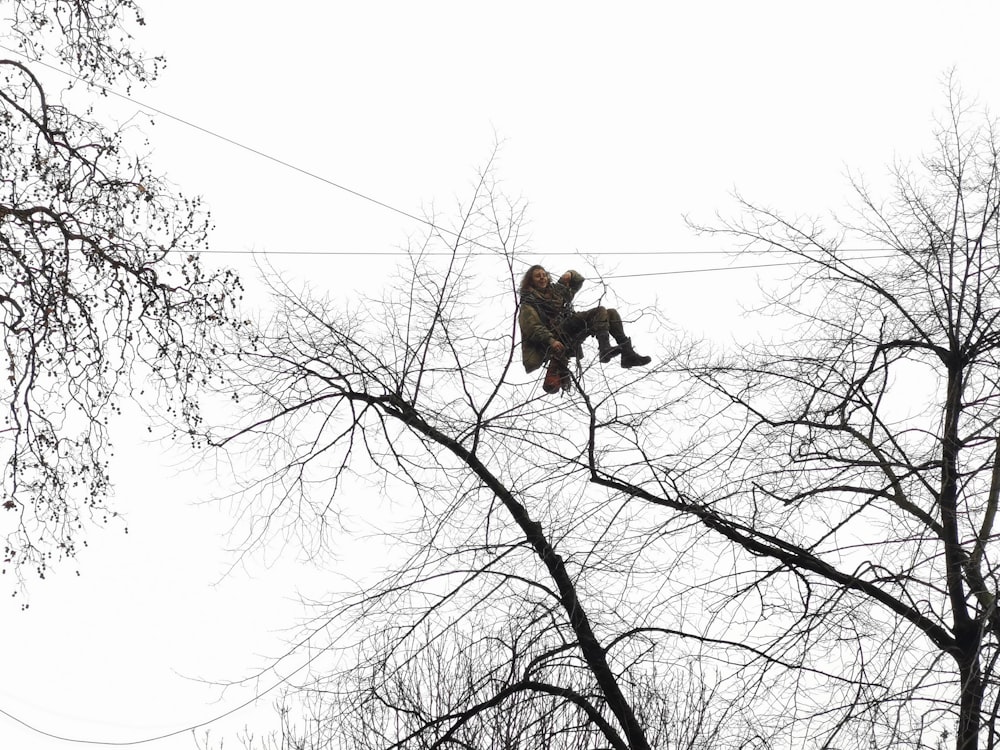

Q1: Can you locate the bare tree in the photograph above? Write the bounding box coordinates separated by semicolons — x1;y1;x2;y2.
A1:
663;84;1000;749
196;159;775;750
203;85;1000;750
221;630;732;750
0;1;240;591
4;0;162;87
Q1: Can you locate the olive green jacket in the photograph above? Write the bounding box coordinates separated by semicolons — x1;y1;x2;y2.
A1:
517;270;585;373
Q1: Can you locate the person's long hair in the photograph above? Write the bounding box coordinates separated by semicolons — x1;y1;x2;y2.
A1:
519;265;548;295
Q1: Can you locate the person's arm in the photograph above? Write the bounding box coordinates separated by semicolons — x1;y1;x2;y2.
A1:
518;303;563;352
558;270;585;295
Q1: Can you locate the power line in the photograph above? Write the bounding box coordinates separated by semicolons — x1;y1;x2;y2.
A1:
0;675;280;747
0;628;342;747
189;247;898;279
0;44;494;254
192;248;894;257
0;46;906;278
608;255;896;279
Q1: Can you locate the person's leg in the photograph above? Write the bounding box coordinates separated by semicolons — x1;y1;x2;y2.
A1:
574;308;621;363
560;313;587;342
608;308;626;344
607;309;651;368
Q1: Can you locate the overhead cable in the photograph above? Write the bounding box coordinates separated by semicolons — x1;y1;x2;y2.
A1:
0;45;907;279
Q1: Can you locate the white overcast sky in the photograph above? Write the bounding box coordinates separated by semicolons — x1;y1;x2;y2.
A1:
4;2;1000;748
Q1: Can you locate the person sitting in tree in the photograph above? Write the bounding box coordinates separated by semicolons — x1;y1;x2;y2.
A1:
518;264;652;394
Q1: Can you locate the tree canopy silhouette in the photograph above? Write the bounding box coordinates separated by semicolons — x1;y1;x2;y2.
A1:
200;86;1000;750
0;0;239;591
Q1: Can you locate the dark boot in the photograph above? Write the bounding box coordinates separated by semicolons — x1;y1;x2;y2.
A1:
619;339;651;368
596;331;621;363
